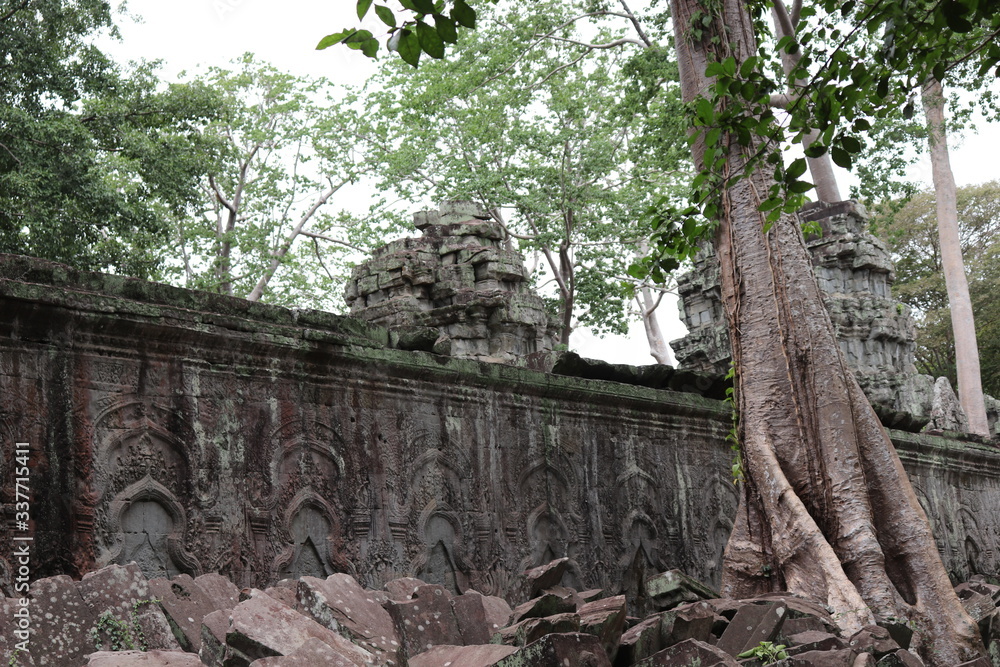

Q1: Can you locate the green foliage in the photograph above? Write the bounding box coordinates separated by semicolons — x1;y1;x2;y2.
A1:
359;0;690;341
88;599;159;652
0;1;226;277
871;181;1000;396
738;640;789;663
156;55;394;310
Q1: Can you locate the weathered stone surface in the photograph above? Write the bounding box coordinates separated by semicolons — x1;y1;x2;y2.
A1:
199;608;231;667
509;592;577;623
494;613;581;646
148;574;221;652
875;650;924;667
452;590;494;645
645;569;717;610
247;637;372;666
384;577;425;602
661;601;716;644
297;573;401;663
929;375;968;431
194;574;240;610
13;575;95;667
478;592;514;635
494;632;612;667
78;564;179;651
617;615;662;665
408;643;519;667
225;592;373;666
346;201;559;364
635;638;740;666
787;630;849;654
846;625;899;658
577;595;626;660
715;601;787;657
785;648;860;666
384;583;463;658
523;558;571;598
83;650;204;666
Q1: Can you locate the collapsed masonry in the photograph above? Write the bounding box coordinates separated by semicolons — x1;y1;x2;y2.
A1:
345;201;559;364
670;200;1000;434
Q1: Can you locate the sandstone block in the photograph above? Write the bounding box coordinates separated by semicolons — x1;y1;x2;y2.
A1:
83;649;204;666
523;558;571;598
247;636;372;666
635;638;740;666
577;594;626;660
384;583;463;658
494;613;581;647
148;574;220;652
78;563;178;651
408;643;518;667
494;632;612;667
715;601;787;658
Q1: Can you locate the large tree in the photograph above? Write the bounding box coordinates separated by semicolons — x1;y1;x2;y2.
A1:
0;0;224;277
357;0;690;349
328;0;993;660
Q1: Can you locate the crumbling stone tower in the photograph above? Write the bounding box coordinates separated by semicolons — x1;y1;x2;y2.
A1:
345;201;559;364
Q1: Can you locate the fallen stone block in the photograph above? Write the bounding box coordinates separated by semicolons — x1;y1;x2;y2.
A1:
78;564;178;652
194;574;240;610
787;630;849;654
198;608;231;667
509;591;577;623
645;570;717;610
383;577;426;602
148;574;221;652
875;650;924;666
452;590;494;645
224;591;373;666
297;573;401;664
616;615;663;665
954;658;993;667
494;632;612;667
715;601;787;657
577;595;626;660
784;648;859;666
0;597;35;666
384;583;463;659
83;650;204;666
494;613;581;646
635;638;740;666
523;558;571;598
408;643;519;667
661;600;716;644
20;574;95;667
246;637;374;666
263;581;300;611
478;591;513;636
846;625;899;659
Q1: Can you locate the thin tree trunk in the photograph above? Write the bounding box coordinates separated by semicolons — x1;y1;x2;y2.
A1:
921;78;990;436
639;286;673;365
669;0;984;661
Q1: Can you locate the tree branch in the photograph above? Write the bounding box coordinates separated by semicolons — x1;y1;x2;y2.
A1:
618;0;654;47
0;0;31;25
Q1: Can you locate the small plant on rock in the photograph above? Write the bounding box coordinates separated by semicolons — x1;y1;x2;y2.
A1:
738;640;789;665
88;598;158;651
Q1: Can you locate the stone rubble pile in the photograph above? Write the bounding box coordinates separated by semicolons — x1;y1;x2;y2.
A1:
3;560;999;666
344;201;560;365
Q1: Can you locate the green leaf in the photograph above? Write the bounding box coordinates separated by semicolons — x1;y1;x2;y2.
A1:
785;158;807;180
416;20;445;58
357;0;374;20
316;30;350;50
841;135;862;154
451;0;477;28
411;0;436;14
804;144;827;158
397;29;421;67
788;180;815;193
739;56;758;78
360;38;379;58
435;14;458;43
831;146;852;168
941;0;974;32
374;5;397;27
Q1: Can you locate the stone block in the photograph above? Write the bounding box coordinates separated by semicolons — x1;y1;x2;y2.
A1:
846;625;899;659
78;564;178;651
787;630;849;654
224;592;373;666
645;569;717;610
784;648;859;666
452;590;493;645
523;558;571;598
494;613;581;647
5;575;93;667
297;573;401;664
478;592;513;635
246;637;371;666
194;574;240;611
408;643;519;667
384;583;463;659
577;595;626;660
509;592;577;624
875;650;924;666
494;632;612;667
617;614;662;665
198;608;231;667
635;638;740;666
148;575;220;652
715;601;787;658
83;650;205;666
661;600;715;644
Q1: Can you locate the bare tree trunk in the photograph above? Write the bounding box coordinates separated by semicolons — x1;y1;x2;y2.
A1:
921;78;990;436
770;0;841;202
669;0;985;661
639;286;673;365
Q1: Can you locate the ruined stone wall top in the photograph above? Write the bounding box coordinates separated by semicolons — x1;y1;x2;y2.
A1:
345;201;560;364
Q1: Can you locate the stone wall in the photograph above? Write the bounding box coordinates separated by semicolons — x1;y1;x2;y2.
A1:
0;253;997;604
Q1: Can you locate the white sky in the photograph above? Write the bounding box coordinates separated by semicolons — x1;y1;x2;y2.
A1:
99;0;1000;366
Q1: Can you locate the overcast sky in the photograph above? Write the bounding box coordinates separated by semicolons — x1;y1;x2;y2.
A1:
99;0;1000;366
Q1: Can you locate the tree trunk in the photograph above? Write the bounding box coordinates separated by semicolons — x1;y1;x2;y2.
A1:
639;286;673;365
669;0;985;661
921;78;990;436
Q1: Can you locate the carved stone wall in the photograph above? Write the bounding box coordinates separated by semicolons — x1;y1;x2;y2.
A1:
0;253;998;603
345;201;559;364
